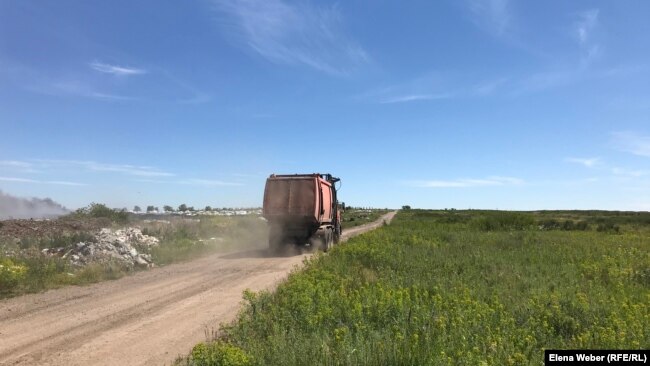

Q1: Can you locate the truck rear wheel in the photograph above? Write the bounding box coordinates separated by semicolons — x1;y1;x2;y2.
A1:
268;225;284;254
309;235;323;252
320;230;334;252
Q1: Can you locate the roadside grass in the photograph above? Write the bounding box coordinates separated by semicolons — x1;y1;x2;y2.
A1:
183;210;649;366
341;209;390;229
0;256;132;299
0;214;267;299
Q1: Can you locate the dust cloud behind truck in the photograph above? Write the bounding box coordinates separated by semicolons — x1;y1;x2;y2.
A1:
263;173;342;252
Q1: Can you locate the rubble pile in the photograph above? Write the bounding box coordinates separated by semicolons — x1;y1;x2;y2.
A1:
42;228;159;268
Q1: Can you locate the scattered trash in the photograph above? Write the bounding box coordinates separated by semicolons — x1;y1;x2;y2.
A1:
42;227;159;268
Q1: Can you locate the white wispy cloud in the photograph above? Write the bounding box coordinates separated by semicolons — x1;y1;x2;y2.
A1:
84;162;174;177
575;9;599;46
574;9;601;65
367;61;639;102
563;155;649;179
467;0;511;36
362;75;508;104
607;94;650;111
537;177;600;187
88;92;135;101
32;159;175;177
178;94;212;104
45;80;136;101
515;70;579;94
134;178;244;186
230;172;264;178
90;61;147;76
408;176;523;188
133;179;168;184
46;180;87;186
211;0;368;75
0;159;179;189
472;78;508;96
7;59;204;103
0;160;41;173
380;93;453;104
358;72;458;104
0;160;33;168
179;179;243;187
0;177;40;183
611;131;650;158
0;176;86;186
160;70;212;104
463;0;557;59
510;63;642;95
611;167;649;178
565;157;600;168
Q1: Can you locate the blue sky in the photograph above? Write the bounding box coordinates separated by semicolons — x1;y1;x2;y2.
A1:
1;0;649;210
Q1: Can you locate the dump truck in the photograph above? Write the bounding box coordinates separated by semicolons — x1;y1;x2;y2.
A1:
263;173;341;252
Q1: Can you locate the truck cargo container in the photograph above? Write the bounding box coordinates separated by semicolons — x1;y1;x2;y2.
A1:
263;173;341;252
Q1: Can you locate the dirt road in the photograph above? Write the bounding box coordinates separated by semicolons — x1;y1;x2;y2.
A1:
0;211;396;366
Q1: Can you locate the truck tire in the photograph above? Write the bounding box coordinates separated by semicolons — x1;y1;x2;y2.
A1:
321;231;334;252
268;236;283;254
309;235;323;252
334;225;341;244
268;225;284;254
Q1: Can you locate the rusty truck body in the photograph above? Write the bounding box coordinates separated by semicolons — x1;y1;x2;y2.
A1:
262;173;341;252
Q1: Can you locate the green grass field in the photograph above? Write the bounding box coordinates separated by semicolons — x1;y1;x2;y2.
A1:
183;210;649;366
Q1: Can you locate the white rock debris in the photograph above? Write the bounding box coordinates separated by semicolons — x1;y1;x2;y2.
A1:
42;227;159;268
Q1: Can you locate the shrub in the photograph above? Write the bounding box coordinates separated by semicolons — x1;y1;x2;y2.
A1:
151;238;208;265
596;222;620;233
190;342;252;366
573;220;589;231
539;219;561;230
73;203;129;223
75;262;129;284
561;220;576;231
539;219;590;231
23;256;69;291
472;212;535;231
38;232;96;250
0;258;27;296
